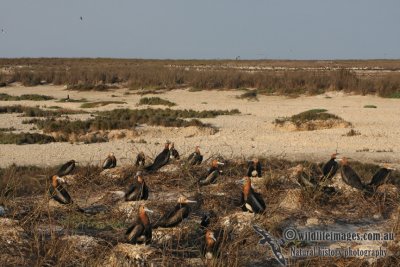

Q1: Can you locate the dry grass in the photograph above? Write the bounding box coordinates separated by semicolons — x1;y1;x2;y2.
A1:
1;58;400;97
0;157;399;266
138;97;176;107
80;101;127;109
0;93;54;101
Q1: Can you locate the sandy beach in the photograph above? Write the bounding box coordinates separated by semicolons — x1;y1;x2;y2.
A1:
0;84;399;168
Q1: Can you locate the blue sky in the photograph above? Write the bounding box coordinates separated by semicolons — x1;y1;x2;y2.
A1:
0;0;399;59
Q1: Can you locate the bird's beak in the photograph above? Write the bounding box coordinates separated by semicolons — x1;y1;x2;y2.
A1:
236;178;245;184
144;208;154;213
56;177;66;184
210;233;216;242
334;158;342;163
387;166;396;171
217;162;224;166
185;199;197;203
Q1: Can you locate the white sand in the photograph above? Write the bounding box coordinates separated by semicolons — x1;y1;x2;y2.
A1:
0;84;399;168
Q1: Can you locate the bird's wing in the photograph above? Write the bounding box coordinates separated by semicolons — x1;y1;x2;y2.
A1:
103;158;112;169
370;168;390;186
249;190;266;212
126;224;144;241
256;162;262;177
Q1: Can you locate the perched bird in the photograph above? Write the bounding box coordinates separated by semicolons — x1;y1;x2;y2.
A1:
49;175;73;205
204;230;219;259
247;158;262;177
337;157;365;190
144;142;171;172
293;165;317;188
126;205;153;244
321;153;339;180
198;160;224;186
135;152;146;167
152;196;197;228
56;160;76;177
169;142;180;160
239;177;266;214
187;146;203;165
125;174;149;201
368;164;396;190
102;152;117;169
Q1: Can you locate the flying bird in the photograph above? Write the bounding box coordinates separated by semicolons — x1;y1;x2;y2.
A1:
152;196;197;228
126;205;153;244
253;225;286;266
80;16;83;21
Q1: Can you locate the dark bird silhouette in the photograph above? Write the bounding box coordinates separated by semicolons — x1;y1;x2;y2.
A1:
126;205;153;244
187;146;203;165
322;153;339;180
247;158;262;177
337;157;366;190
49;175;73;205
240;177;266;213
125;174;149;201
253;225;286;266
152;197;197;228
144;142;171;172
56;160;76;177
135;152;145;167
170;142;180;160
102;152;117;169
293;165;317;188
368;165;396;190
198;160;224;186
80;16;83;21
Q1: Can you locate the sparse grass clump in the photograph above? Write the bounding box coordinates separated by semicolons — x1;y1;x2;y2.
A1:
363;105;377;108
67;83;118;91
80;101;127;108
343;129;361;136
0;93;54;101
0;132;55;144
0;127;16;132
0;105;82;117
138;97;176;107
237;90;259;101
33;108;240;135
274;109;350;131
57;97;88;103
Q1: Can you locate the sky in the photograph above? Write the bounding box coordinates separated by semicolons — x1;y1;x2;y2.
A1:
0;0;399;59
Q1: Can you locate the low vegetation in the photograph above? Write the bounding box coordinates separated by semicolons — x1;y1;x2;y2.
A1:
33;108;240;136
237;90;259;101
0;132;55;145
364;105;377;108
343;129;361;136
0;105;82;117
274;109;351;131
0;158;398;266
80;101;127;109
138;97;176;107
0;93;54;101
1;58;400;97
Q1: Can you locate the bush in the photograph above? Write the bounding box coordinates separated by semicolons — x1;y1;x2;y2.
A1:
0;132;56;144
138;97;176;107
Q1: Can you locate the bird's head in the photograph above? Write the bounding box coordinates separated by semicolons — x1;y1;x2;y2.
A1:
195;146;200;153
137;175;144;184
205;230;216;245
335;157;350;165
381;163;396;171
109;152;114;157
211;159;224;168
331;153;339;159
138;205;153;224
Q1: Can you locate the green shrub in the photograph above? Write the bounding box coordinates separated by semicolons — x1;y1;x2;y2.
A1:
138;97;176;106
